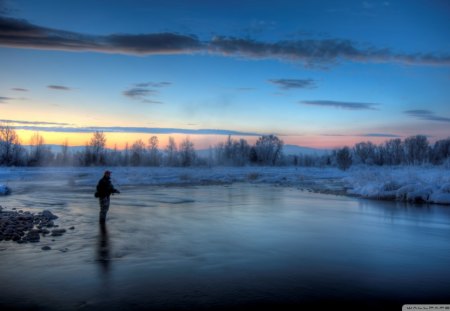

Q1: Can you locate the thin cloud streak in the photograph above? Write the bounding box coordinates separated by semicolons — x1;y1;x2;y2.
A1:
269;79;316;90
322;133;400;137
47;85;71;91
0;16;449;66
404;109;450;123
10;125;261;136
0;96;11;103
11;87;28;91
123;81;170;103
301;100;379;110
0;119;72;126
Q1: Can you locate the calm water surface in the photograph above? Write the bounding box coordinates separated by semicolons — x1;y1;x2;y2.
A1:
0;183;449;310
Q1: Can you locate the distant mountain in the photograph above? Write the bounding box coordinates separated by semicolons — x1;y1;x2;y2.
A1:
24;144;87;153
196;144;328;158
282;144;329;156
28;144;328;157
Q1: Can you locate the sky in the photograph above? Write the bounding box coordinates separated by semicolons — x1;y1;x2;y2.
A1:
0;0;449;149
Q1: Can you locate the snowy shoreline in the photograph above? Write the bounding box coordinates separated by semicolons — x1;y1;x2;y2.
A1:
1;165;449;204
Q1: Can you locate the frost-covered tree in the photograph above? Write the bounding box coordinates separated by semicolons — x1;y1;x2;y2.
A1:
383;138;404;165
89;131;107;165
254;135;283;165
55;139;72;166
107;144;122;166
28;132;53;166
130;139;146;166
336;146;352;170
214;136;251;166
353;142;376;164
148;136;161;166
430;138;450;165
0;124;24;166
404;135;429;165
165;136;179;166
179;137;196;167
122;142;130;166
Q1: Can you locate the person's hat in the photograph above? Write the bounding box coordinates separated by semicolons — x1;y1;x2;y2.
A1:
104;170;111;175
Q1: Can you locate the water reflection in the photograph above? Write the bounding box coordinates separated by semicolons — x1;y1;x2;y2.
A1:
96;223;111;275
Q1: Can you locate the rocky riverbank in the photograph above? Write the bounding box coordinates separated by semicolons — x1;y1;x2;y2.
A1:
0;206;72;244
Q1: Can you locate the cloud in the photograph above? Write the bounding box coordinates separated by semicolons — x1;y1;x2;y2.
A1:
323;132;400;137
301;100;379;110
404;109;450;123
11;87;28;91
123;81;170;103
0;96;11;103
10;125;261;136
135;82;172;88
47;85;71;91
0;16;449;67
0;119;71;126
360;133;401;138
269;78;316;90
123;87;155;98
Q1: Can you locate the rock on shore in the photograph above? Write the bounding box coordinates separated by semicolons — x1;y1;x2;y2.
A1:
0;207;67;244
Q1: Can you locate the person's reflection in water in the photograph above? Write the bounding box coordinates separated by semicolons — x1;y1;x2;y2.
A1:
97;222;111;276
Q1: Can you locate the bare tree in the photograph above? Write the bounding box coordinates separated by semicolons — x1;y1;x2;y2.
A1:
179;137;196;166
89;131;107;165
404;135;429;165
254;135;283;165
148;136;160;166
165;136;179;166
383;138;404;165
0;124;23;166
28;132;53;166
336;146;352;170
354;142;375;164
130;139;146;166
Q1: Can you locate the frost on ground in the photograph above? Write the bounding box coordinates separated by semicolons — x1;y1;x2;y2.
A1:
0;165;449;204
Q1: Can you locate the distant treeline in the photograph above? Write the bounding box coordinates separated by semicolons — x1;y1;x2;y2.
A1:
0;124;449;169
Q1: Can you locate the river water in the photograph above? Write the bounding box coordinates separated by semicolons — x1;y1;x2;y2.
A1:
1;182;449;310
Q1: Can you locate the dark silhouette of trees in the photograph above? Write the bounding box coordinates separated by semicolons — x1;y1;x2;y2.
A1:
0;128;447;168
165;136;179;166
0;124;24;166
28;132;53;166
336;146;352;170
254;135;284;165
404;135;429;165
179;137;195;167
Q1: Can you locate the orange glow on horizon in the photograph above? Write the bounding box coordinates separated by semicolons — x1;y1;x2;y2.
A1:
15;129;407;151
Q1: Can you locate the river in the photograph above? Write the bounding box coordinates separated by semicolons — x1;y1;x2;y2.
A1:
0;183;449;310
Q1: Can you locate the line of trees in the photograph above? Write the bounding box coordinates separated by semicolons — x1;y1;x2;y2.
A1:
333;135;450;170
1;124;449;169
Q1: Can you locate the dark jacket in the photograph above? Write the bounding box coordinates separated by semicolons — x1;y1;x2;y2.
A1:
96;176;119;199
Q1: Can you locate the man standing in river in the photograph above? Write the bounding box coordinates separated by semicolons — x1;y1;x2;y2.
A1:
95;170;120;224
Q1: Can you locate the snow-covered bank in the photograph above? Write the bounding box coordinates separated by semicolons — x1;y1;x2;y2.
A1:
345;166;450;204
0;165;449;204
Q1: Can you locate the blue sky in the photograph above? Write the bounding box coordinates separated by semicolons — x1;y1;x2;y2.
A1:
1;0;449;149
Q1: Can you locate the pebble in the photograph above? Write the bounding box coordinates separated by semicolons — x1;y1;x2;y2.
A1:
41;246;51;251
51;229;66;237
0;207;63;244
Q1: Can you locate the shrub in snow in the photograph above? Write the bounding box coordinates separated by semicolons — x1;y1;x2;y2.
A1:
382;181;401;192
336;147;352;171
440;183;450;193
0;184;11;195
